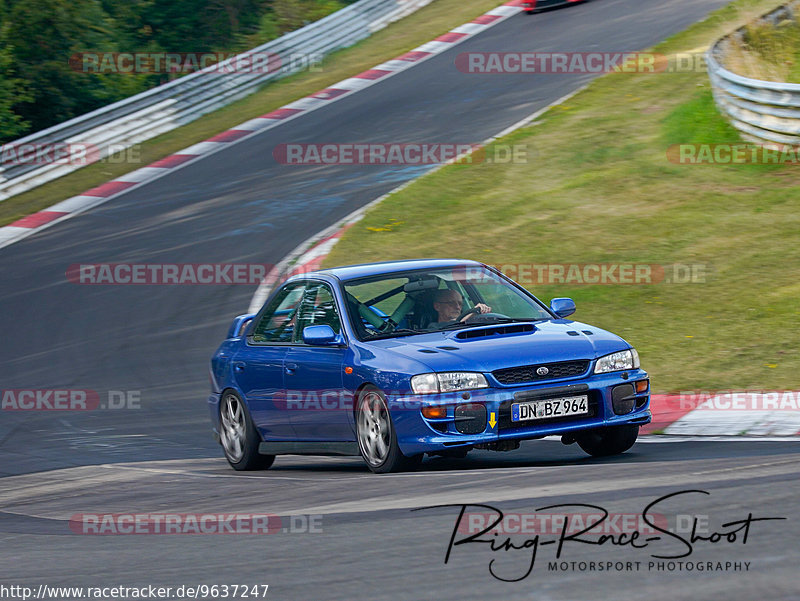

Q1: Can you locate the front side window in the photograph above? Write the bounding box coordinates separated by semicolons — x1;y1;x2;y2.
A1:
292;282;342;343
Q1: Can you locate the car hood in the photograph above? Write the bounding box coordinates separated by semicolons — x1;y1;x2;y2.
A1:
366;320;630;374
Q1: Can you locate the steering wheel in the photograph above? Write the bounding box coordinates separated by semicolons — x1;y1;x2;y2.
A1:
455;306;482;322
455;308;511;324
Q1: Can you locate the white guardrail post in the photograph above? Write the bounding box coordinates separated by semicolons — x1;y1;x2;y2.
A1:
0;0;433;201
706;1;800;147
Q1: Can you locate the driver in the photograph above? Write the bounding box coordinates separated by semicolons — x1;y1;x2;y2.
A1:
428;288;491;329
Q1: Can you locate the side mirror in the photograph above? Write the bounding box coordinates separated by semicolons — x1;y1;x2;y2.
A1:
302;324;339;345
228;313;255;339
550;298;576;318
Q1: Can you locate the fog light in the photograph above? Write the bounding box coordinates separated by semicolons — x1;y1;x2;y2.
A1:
454;403;487;434
422;406;447;419
635;380;649;393
612;383;636;415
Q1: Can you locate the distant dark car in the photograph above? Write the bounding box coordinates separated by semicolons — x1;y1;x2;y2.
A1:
209;259;650;473
523;0;587;14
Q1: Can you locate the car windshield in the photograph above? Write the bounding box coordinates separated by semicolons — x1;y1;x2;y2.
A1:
342;265;552;340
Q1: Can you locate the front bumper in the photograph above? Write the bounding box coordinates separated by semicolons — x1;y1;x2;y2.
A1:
388;369;651;456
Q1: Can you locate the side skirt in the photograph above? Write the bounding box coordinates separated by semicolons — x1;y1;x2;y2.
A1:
258;441;360;456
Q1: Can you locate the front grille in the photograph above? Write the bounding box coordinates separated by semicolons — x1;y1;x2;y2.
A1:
492;360;590;385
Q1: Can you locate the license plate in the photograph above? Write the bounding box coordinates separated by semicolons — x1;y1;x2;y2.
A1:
511;395;589;422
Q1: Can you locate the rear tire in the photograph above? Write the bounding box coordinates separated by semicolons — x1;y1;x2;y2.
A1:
356;386;422;473
220;390;275;471
576;424;639;457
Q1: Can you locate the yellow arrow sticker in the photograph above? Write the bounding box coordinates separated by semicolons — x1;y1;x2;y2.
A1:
489;412;497;429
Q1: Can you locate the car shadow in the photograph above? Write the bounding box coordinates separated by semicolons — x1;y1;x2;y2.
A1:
261;438;800;474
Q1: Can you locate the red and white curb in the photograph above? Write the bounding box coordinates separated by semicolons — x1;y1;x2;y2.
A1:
643;392;800;436
0;1;527;252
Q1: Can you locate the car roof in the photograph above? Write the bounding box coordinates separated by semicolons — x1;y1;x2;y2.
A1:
291;258;485;282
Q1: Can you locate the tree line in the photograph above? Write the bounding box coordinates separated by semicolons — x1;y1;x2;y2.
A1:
0;0;354;143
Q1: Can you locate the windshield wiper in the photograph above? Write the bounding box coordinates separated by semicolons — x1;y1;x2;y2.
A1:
363;328;421;340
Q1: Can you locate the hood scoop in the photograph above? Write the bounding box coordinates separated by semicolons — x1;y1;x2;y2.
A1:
455;323;535;340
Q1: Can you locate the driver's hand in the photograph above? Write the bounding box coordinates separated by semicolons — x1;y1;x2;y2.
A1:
460;303;492;322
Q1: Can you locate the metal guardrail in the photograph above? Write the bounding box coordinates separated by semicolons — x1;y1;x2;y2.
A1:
0;0;433;201
707;1;800;147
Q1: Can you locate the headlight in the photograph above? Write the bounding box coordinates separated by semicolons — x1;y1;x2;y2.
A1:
410;373;439;394
411;372;489;394
593;349;640;374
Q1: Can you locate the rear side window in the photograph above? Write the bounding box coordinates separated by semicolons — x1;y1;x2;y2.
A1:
250;283;306;343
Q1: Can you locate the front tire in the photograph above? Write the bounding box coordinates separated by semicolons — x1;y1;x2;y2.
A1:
356;386;422;473
219;390;275;471
576;424;639;457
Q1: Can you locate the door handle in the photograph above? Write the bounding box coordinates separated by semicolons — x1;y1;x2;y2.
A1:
285;362;298;375
233;362;246;372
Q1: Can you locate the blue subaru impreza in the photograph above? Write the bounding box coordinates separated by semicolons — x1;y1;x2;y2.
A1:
209;259;651;473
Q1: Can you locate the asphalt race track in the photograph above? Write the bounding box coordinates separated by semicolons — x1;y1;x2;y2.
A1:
1;440;799;599
3;0;798;599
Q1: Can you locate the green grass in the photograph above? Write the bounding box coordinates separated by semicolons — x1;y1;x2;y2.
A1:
0;0;503;226
323;0;800;393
